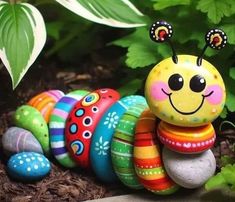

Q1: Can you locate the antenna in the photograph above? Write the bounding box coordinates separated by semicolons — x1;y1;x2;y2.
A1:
197;29;227;66
149;21;178;64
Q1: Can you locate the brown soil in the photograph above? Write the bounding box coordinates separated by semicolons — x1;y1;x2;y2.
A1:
0;47;235;201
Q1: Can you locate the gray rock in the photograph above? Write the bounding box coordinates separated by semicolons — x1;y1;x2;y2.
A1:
162;147;216;189
2;127;43;156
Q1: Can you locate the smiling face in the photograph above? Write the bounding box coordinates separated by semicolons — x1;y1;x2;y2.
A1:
145;55;226;127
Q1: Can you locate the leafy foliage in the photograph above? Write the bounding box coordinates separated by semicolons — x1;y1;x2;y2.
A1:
205;164;235;191
112;0;235;116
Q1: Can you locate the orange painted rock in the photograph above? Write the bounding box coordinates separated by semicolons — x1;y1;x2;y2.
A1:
133;109;179;195
157;121;216;154
28;90;64;123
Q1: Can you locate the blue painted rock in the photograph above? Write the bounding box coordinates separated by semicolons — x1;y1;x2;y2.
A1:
7;152;51;181
49;90;89;168
13;105;50;156
2;127;43;156
90;95;147;183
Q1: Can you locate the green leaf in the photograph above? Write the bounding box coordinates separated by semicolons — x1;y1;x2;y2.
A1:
196;0;235;24
0;1;46;89
221;156;235;167
221;24;235;45
221;164;235;185
46;21;64;40
226;91;235;112
55;0;147;28
153;0;191;10
112;28;171;68
205;172;227;190
117;78;143;97
229;67;235;80
220;107;228;119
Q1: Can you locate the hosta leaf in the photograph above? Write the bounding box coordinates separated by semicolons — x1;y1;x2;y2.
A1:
0;1;46;89
55;0;146;28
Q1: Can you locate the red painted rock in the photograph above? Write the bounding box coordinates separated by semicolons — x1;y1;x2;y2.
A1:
133;110;179;194
157;121;216;154
65;89;120;168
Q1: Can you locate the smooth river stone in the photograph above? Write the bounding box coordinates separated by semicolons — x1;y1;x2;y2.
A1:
162;147;216;189
13;105;50;156
7;152;51;182
2;127;43;156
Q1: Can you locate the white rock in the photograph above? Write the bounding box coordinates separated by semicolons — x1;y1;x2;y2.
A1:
162;147;216;189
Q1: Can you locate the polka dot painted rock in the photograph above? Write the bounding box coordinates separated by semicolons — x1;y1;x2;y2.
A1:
13;105;50;156
49;90;89;168
157;121;215;154
65;89;120;168
2;127;43;156
111;103;147;189
28;90;64;123
90;95;147;183
7;152;51;181
133;110;178;195
162;147;216;188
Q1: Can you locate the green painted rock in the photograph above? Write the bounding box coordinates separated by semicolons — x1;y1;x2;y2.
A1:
111;103;147;189
13;105;50;156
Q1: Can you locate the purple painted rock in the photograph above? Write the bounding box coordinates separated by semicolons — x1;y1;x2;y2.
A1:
2;127;43;156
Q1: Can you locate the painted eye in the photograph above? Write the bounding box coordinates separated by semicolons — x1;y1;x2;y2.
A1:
190;75;206;92
168;74;184;91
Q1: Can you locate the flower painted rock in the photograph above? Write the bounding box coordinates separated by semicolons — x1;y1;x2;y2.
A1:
133;110;179;195
49;90;89;168
162;147;216;188
111;103;147;189
65;89;120;168
157;121;215;154
13;105;50;156
90;95;147;183
28;90;64;123
2;127;43;156
7;152;51;181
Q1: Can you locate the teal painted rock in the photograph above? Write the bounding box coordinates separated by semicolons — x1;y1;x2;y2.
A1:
2;127;43;156
111;103;147;189
7;152;51;182
13;105;50;156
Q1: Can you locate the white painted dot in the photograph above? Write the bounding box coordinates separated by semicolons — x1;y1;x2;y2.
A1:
23;154;27;158
31;157;35;160
46;164;50;167
27;167;31;172
26;158;31;162
34;165;39;170
41;163;45;167
19;160;24;164
38;157;43;162
23;111;29;116
13;165;17;168
18;156;22;160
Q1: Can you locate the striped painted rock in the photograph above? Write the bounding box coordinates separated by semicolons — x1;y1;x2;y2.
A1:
90;95;147;183
133;109;179;194
49;90;89;168
2;127;43;156
111;103;147;189
157;121;216;154
28;90;64;123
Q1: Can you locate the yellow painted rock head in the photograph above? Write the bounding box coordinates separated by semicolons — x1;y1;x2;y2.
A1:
145;21;227;127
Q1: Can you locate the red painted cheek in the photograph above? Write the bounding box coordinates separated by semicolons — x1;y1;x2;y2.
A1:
150;81;169;101
205;85;224;105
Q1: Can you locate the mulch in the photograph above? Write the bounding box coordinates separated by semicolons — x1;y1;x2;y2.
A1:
0;47;235;201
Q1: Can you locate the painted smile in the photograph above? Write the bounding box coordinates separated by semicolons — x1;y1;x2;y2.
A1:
161;88;214;115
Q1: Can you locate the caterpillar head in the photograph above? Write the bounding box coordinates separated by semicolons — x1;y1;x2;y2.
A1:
145;21;227;127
